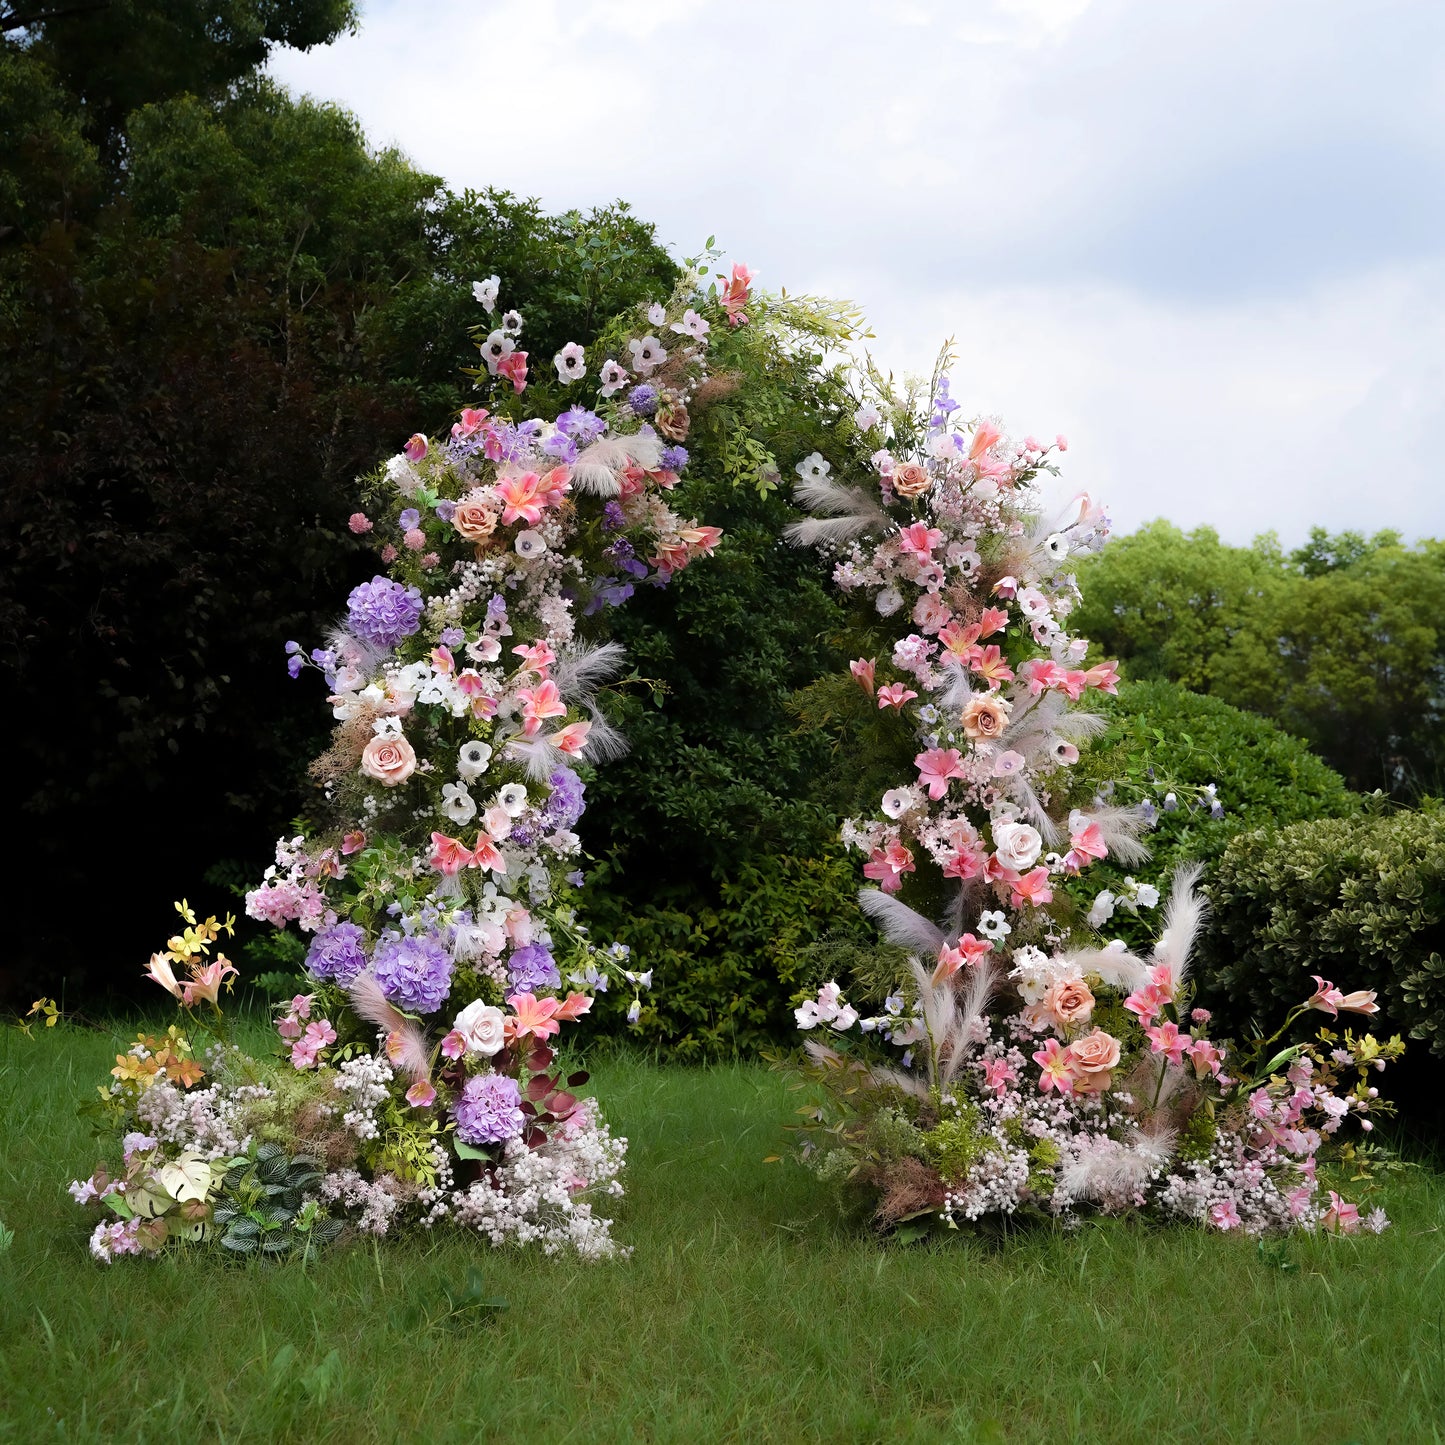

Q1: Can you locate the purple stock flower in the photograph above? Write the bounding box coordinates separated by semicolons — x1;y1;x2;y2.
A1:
371;933;454;1014
601;501;626;533
453;1073;525;1145
627;383;658;417
305;921;369;986
347;576;425;650
507;942;560;992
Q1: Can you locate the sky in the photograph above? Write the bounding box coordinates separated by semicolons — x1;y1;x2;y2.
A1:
269;0;1445;545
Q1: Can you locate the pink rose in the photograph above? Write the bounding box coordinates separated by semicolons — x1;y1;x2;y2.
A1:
893;462;932;498
360;734;417;786
453;498;498;542
1044;977;1095;1029
1066;1028;1120;1094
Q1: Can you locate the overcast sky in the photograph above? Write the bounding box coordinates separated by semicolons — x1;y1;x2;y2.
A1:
269;0;1445;545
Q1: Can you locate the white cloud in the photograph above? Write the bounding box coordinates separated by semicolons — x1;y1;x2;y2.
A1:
270;0;1445;544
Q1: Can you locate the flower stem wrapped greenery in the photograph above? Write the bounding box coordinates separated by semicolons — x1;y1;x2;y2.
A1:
782;347;1403;1238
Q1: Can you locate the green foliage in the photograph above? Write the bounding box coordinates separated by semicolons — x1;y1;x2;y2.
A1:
921;1105;993;1183
1074;520;1445;795
1062;679;1359;952
213;1143;341;1259
1199;805;1445;1066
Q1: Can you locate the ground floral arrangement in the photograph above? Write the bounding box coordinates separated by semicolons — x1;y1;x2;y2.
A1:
70;265;755;1264
783;355;1403;1238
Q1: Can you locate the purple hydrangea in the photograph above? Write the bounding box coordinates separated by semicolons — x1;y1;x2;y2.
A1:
541;432;579;464
544;767;586;831
371;933;454;1014
659;445;688;471
305;921;369;986
627;383;658;417
507;942;560;992
454;1073;525;1146
346;576;424;651
556;406;607;445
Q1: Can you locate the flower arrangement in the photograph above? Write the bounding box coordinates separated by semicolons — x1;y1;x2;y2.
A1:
781;352;1403;1237
72;266;750;1262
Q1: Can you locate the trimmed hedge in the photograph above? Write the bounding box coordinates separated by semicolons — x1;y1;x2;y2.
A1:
1065;680;1359;954
1199;805;1445;1061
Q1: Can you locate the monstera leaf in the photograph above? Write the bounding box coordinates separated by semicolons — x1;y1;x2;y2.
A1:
157;1152;216;1204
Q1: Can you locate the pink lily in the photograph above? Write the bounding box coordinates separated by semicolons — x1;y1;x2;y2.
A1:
877;683;918;710
915;747;967;800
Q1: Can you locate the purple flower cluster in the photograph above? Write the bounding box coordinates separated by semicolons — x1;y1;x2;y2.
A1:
556;406;607;445
659;445;688;471
346;576;424;651
305;921;369;986
507;942;561;992
544;767;586;831
371;932;454;1014
627;383;658;417
454;1073;525;1145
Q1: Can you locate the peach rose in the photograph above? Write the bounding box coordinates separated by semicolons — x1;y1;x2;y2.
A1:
893;461;933;498
453;498;498;542
961;694;1012;741
655;397;690;442
1043;977;1095;1029
360;734;417;786
1066;1027;1120;1093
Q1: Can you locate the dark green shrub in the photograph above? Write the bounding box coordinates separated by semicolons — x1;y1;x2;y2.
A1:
1061;680;1358;953
1199;805;1445;1062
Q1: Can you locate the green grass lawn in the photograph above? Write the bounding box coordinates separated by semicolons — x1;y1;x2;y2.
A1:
2;1022;1443;1444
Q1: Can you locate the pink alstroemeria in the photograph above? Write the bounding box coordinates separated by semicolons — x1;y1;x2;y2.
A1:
403;433;428;462
440;1029;466;1061
1009;867;1054;909
405;1080;437;1108
495;471;546;525
1065;821;1108;872
512;640;556;676
977;606;1010;638
877;683;918;710
506;992;562;1041
862;840;916;894
898;521;945;560
496;349;529;393
1033;1038;1074;1095
969;420;1003;461
721;261;753;327
451;406;489;439
517;678;567;735
1144;1020;1189;1067
143;953;184;1000
915;747;967;801
180;956;238;1008
970;644;1015;685
849;658;876;696
1084;660;1121;695
547;720;592;755
932;933;993;985
1322;1190;1362;1234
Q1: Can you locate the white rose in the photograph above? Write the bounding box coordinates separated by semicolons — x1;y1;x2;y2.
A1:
992;819;1043;872
453;1000;506;1056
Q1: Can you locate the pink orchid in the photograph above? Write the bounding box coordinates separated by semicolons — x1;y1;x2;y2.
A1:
915;747;967;800
862;840;916;894
1009;867;1054;909
495;471;546;525
517;678;567;735
1144;1020;1189;1067
1033;1038;1075;1095
877;683;918;710
849;658;876;696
